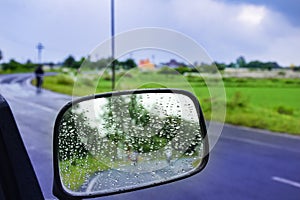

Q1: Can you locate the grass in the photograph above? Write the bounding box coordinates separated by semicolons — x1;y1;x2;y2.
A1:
222;77;300;88
59;155;110;191
225;87;300;109
42;71;300;135
225;102;300;134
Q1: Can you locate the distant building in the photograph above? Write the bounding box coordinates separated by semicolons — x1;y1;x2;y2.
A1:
138;59;155;71
160;59;187;68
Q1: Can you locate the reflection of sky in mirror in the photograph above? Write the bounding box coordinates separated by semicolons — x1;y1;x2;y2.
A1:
64;92;204;188
74;92;199;136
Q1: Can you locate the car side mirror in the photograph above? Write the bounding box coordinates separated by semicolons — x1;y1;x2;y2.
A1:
53;89;209;199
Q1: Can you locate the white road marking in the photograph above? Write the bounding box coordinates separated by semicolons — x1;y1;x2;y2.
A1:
224;123;300;140
86;173;101;192
272;176;300;189
224;136;300;154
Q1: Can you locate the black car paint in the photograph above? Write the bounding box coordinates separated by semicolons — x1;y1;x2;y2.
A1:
0;94;44;200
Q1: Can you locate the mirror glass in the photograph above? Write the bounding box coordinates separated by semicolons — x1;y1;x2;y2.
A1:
57;91;207;196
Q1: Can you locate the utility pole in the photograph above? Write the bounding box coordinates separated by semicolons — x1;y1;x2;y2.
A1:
0;49;3;63
111;0;115;90
0;50;2;70
36;42;44;64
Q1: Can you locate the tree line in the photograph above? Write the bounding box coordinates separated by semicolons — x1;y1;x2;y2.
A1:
1;49;300;72
215;56;282;71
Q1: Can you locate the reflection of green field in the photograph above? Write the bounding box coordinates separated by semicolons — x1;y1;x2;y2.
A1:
60;153;202;189
59;155;110;191
44;72;300;134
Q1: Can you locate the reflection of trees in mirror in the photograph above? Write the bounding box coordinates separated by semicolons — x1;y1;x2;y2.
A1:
102;94;203;157
57;93;204;192
58;107;110;191
102;95;177;154
58;106;97;161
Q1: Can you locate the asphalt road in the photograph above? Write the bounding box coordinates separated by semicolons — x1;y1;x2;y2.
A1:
81;158;195;194
0;73;300;200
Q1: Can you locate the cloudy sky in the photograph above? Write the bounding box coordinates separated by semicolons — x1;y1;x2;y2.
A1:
0;0;299;66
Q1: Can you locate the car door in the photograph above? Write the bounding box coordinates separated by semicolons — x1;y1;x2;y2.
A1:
0;94;44;200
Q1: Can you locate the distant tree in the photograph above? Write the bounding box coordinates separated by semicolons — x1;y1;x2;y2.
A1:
83;57;114;69
215;62;226;71
1;59;37;72
174;66;198;74
62;56;84;69
196;63;218;73
73;57;84;69
122;58;137;70
236;56;246;68
246;60;262;69
264;62;280;70
2;59;21;71
48;62;55;70
245;61;281;70
96;58;112;69
227;62;236;68
293;66;300;71
119;58;137;70
24;59;38;69
0;50;3;62
26;59;32;64
63;55;76;68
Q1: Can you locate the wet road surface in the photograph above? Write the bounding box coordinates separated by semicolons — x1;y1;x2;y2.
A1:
0;73;300;200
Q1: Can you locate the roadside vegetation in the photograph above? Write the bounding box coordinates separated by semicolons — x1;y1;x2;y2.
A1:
0;55;84;74
43;70;300;135
2;54;300;135
0;59;40;74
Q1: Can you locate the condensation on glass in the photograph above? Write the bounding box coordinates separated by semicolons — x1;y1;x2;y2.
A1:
57;93;205;195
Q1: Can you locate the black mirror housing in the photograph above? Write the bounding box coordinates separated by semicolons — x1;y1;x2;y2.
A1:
53;89;209;199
